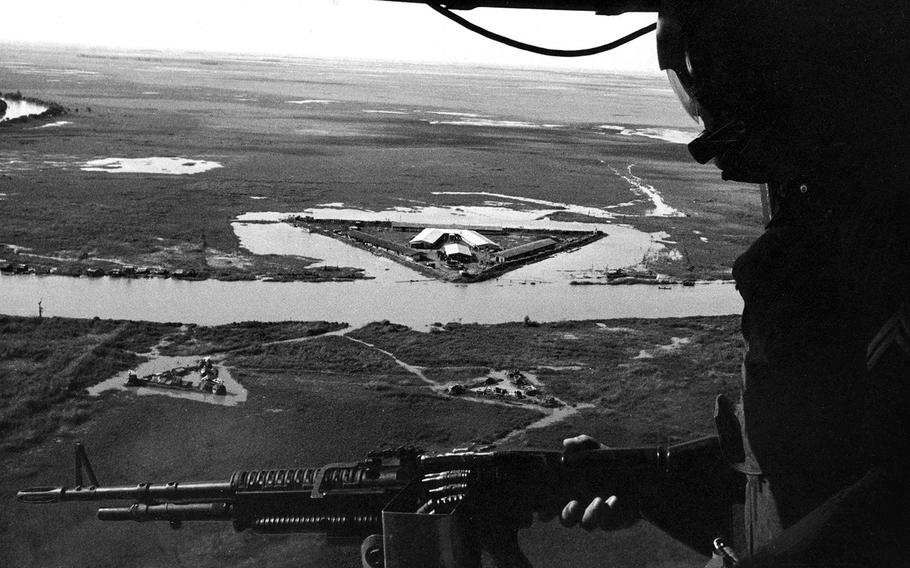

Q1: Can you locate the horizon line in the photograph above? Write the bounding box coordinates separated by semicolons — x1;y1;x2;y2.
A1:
2;39;665;76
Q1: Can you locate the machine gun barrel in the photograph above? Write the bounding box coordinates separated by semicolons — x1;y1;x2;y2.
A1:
17;481;233;504
97;502;234;522
17;447;418;537
376;1;659;15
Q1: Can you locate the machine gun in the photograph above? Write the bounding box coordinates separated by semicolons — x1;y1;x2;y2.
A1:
18;437;731;567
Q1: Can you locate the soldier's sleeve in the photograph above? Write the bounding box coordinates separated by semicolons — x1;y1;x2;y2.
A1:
736;467;907;567
863;302;910;471
738;303;910;567
866;303;910;371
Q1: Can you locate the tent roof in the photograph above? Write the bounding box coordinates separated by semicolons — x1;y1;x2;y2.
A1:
409;228;499;249
443;243;473;256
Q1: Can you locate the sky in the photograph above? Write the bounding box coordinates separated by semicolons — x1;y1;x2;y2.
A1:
4;0;661;72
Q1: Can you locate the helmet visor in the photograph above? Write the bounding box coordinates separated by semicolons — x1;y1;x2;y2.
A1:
667;68;701;124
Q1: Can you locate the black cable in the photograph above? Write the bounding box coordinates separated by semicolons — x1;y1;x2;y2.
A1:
426;2;656;58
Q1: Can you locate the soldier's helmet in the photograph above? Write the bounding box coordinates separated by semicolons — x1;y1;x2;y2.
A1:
658;1;910;183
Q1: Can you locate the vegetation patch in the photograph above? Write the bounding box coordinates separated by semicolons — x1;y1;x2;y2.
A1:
0;315;175;450
228;336;422;384
350;316;743;442
159;320;348;355
421;365;491;383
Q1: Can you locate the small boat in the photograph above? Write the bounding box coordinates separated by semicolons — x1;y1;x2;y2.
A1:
126;366;226;395
198;377;227;395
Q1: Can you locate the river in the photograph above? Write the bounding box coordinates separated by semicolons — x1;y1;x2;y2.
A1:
0;272;740;328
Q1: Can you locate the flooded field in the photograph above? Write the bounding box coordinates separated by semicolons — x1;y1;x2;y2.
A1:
1;97;47;120
81;157;223;174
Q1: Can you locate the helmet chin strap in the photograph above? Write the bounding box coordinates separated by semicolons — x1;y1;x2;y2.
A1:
759;183;772;224
425;2;656;57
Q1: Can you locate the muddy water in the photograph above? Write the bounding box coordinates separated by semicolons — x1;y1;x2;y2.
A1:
0;273;740;327
233;222;413;274
88;355;247;406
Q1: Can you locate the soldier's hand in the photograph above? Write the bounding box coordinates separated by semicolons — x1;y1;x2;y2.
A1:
554;435;640;531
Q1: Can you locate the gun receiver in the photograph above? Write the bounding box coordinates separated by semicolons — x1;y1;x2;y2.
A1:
18;437;722;567
376;1;659;15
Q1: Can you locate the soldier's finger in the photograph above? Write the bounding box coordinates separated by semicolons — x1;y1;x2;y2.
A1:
560;500;582;527
562;435;601;453
580;497;604;530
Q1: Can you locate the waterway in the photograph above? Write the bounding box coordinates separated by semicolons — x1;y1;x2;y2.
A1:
0;272;740;328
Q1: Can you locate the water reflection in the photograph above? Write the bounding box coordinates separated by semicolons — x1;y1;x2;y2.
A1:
1;98;47;121
234;222;413;276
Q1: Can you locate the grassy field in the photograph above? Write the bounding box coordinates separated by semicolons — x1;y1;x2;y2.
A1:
159;320;349;355
1;313;743;568
349;316;742;445
0;45;763;283
0;316;176;450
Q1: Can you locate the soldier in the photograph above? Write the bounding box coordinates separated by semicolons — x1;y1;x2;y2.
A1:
560;1;909;566
126;369;139;386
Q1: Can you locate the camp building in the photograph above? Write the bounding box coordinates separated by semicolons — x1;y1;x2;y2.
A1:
493;238;558;263
442;242;474;263
409;228;501;251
